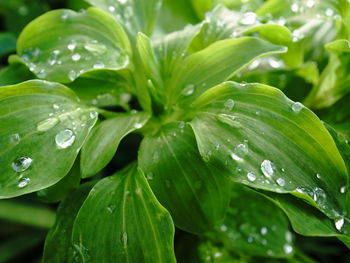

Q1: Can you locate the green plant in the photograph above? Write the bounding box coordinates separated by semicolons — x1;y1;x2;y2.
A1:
1;0;350;262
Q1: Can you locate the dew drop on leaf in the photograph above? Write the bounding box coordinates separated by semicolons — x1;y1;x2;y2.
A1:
133;123;143;129
18;177;30;188
240;12;257;25
325;8;334;17
260;160;275;178
68;70;77;81
93;62;105;69
224;99;235;110
55;129;76;149
291;102;304;113
121;232;128;248
276;178;286;186
37;117;59;132
283;243;293;254
108;6;116;12
340;186;346;194
12;156;33;172
72;53;81;61
9;133;20;144
247;172;256;182
61;11;69;21
67;40;77;51
89;111;98;119
260;227;268;235
182;84;195;96
335;217;344;231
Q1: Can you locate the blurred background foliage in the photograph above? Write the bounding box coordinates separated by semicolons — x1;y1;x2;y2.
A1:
1;0;350;262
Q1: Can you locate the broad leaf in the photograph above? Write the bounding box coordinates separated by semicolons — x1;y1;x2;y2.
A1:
17;7;131;83
0;62;35;86
85;0;162;38
0;80;98;198
218;184;294;258
169;37;286;106
81;112;150;177
43;182;95;263
190;81;348;219
72;165;176;262
139;122;231;234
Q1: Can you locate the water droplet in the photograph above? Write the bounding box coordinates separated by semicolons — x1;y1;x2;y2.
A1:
37;69;47;78
325;8;334;17
146;173;154;180
276;178;286;186
133;123;143;129
261;227;268;235
72;53;81;61
118;0;128;4
285;231;292;242
261;160;275;178
313;187;326;204
37;117;59;132
108;6;116;12
67;40;77;51
93;62;105;69
55;129;76;149
291;3;299;12
53;104;60;110
291;102;303;113
106;204;116;213
316;173;321;179
9;133;20;144
335;217;344;231
182;84;195;96
240;12;257;25
12;157;33;172
224;99;235;110
247;172;256;182
283;243;293;254
68;70;77;81
214;252;222;258
178;121;185;129
84;41;107;55
121;232;128;248
220;225;228;232
61;11;69;21
48;50;60;65
268;58;283;69
306;0;315;8
89;111;98;119
18;177;30;188
340;185;346;194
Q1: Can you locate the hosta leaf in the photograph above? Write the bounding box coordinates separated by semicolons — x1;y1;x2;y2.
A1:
72;165;176;263
0;63;35;86
190;81;348;219
85;0;162;38
43;182;95;263
218;184;293;258
0;80;98;198
139;123;231;234
67;69;132;108
37;159;81;203
17;7;131;83
170;37;286;106
81;112;150;177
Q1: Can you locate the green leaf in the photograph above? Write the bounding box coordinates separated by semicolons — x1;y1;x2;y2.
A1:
67;69;132;108
244;24;292;46
0;62;35;86
0;32;16;57
218;184;294;258
17;7;131;83
0;80;98;198
169;37;287;106
37;158;81;203
189;81;348;219
43;182;95;263
85;0;162;38
325;39;350;53
81;112;150;177
71;165;177;262
139;122;231;234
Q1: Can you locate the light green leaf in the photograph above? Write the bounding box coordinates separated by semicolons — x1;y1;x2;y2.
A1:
72;165;177;262
0;80;98;198
81;112;150;177
170;37;286;106
244;24;292;46
139;123;231;234
190;81;348;219
325;39;350;53
219;184;293;258
17;7;131;83
86;0;162;38
43;182;95;263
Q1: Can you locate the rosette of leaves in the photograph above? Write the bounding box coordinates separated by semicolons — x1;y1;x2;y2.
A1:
0;0;349;262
